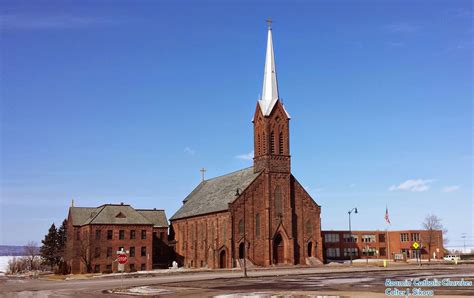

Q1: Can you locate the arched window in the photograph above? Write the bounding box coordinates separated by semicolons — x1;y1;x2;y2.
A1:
255;213;260;238
257;133;261;155
305;219;313;235
262;132;266;154
274;186;282;216
270;131;275;154
279;132;284;154
238;219;244;235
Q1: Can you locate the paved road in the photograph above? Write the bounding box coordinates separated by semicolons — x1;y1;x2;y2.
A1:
1;264;473;297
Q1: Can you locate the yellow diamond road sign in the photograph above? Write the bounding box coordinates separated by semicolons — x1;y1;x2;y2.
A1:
413;242;420;249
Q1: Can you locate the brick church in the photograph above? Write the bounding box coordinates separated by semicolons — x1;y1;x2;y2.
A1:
169;25;323;268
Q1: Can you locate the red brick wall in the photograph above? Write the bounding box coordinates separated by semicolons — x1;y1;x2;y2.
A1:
171;212;232;269
65;222;154;274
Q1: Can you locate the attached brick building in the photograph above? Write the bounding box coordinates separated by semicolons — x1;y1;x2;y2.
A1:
322;230;444;262
169;26;323;269
65;203;170;274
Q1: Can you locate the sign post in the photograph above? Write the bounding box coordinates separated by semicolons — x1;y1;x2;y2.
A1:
116;249;129;289
412;242;420;266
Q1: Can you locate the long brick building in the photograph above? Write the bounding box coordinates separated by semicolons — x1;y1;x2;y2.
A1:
322;230;444;261
169;25;323;268
65;203;170;274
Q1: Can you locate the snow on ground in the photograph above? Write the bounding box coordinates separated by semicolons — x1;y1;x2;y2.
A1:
112;286;173;296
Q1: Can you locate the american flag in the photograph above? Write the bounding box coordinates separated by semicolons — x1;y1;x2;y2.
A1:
385;206;391;225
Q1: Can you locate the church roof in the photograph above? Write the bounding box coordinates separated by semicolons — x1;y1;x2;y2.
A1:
137;209;169;228
170;167;261;220
69;204;168;227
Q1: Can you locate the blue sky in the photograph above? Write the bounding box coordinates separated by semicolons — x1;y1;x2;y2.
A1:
1;1;472;248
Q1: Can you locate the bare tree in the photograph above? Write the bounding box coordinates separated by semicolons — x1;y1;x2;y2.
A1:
24;241;39;271
76;233;93;273
421;214;447;262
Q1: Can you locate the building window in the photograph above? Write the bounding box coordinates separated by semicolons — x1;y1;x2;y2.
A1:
129;264;135;271
130;230;136;239
238;219;244;235
257;133;261;155
326;248;340;257
343;248;358;257
380;247;386;256
400;233;409;242
361;235;376;243
274;186;282;216
270;131;275;154
141;264;146;271
362;247;377;256
107;230;113;240
76;230;80;241
130;247;135;257
279;132;284;154
306;220;313;235
119;230;125;240
107;247;112;257
324;233;340;243
255;214;260;238
379;234;386;243
94;247;101;258
141;246;146;257
181;230;186;251
94;264;100;273
160;232;165;240
343;234;357;243
411;233;420;242
106;264;112;271
141;230;147;240
95;230;101;240
222;222;227;241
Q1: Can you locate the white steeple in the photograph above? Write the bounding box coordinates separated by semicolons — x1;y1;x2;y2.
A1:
258;22;279;116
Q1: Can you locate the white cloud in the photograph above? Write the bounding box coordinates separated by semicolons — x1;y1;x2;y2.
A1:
387;41;406;48
184;147;195;156
235;151;254;161
0;14;120;30
385;23;421;33
442;185;460;193
389;179;433;192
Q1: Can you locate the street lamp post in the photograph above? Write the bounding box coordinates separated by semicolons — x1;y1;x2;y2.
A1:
348;207;358;266
236;188;248;278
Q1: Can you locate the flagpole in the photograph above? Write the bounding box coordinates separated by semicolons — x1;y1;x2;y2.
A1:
385;206;391;263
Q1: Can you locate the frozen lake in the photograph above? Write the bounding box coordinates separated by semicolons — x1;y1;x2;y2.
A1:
0;256;23;273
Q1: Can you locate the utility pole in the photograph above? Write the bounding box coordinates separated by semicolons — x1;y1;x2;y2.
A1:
461;233;467;254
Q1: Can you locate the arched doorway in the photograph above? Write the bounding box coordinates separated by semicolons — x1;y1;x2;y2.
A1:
273;233;284;264
307;242;313;257
239;242;244;259
219;250;226;268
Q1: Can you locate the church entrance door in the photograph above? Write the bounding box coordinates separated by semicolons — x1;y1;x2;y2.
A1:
239;242;244;259
273;234;284;264
219;250;226;268
308;242;313;257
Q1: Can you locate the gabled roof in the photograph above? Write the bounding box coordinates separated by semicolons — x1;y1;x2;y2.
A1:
170;167;261;220
69;204;167;227
137;209;169;228
69;207;97;226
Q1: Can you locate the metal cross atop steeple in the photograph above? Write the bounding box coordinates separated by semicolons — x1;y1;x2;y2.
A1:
266;18;272;29
200;168;207;182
